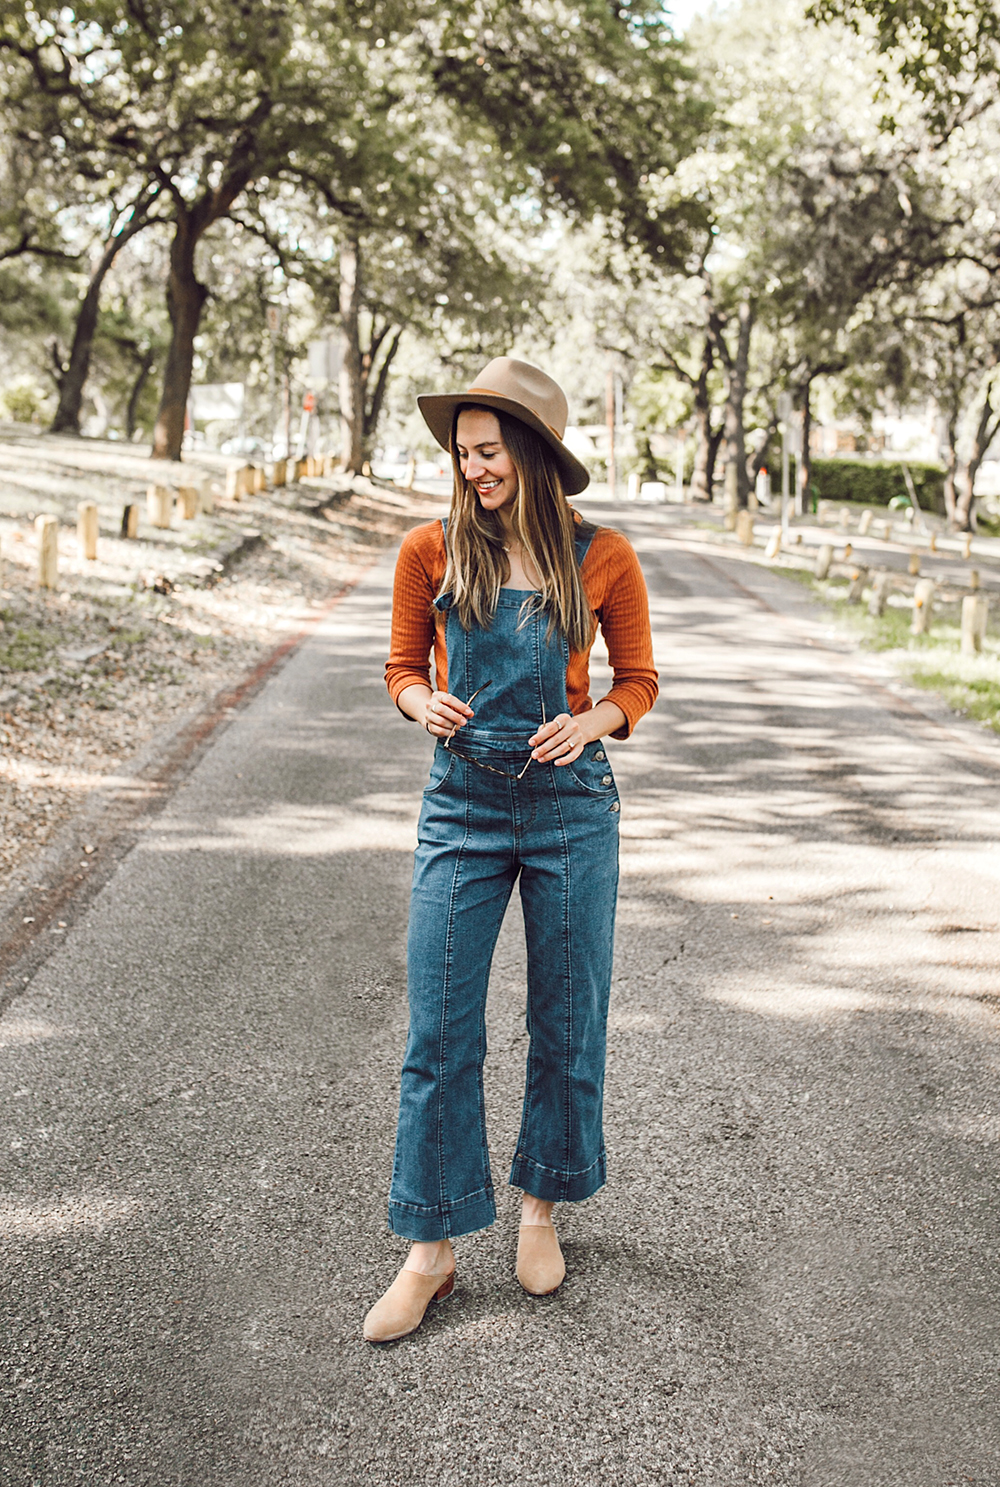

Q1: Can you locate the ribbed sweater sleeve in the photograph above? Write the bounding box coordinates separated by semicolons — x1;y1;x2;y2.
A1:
585;530;659;739
384;523;442;708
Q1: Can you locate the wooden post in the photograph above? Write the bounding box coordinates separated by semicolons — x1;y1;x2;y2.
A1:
842;542;853;560
735;509;754;545
815;543;833;580
839;506;851;529
627;473;640;502
969;569;980;592
253;465;267;493
963;534;973;559
146;484;172;529
238;464;255;496
765;528;782;560
272;458;287;489
961;594;988;655
225;466;241;500
908;550;921;576
868;570;890;617
36;514;58;588
402;457;416;490
928;532;937;553
77;500;98;560
858;509;873;536
911;578;935;634
199;478;214;514
178;485;199;520
848;565;868;602
121;503;139;539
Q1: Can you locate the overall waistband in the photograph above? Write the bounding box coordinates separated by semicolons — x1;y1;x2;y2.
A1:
446;726;535;757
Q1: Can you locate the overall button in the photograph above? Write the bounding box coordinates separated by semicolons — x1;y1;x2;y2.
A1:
602;774;612;785
609;801;620;813
594;750;605;761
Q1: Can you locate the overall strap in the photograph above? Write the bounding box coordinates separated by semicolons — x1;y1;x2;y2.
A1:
573;516;598;567
434;516;451;611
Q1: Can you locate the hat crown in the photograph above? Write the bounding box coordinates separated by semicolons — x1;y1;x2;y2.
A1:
465;357;568;440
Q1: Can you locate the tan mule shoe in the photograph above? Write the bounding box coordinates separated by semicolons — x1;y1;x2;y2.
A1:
516;1223;566;1296
363;1266;456;1344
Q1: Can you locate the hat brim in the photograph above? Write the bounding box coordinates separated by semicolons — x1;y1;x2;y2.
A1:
417;392;591;496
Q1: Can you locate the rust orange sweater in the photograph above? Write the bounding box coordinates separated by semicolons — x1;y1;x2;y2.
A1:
385;519;658;739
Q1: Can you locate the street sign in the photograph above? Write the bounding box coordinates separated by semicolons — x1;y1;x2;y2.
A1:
308;336;342;384
303;391;315;413
188;382;244;421
266;304;283;334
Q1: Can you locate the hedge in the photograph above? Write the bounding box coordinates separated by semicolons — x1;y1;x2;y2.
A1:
807;457;946;515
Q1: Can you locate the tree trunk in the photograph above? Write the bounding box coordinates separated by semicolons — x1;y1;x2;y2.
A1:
952;390;999;531
689;334;715;501
339;235;364;473
722;300;754;510
50;203;155;436
125;348;155;440
50;253;116;434
707;423;724;495
796;376;813;516
936;402;960;523
363;326;402;460
151;212;208;461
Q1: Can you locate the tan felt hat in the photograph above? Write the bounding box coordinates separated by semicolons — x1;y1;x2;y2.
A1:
417;356;590;496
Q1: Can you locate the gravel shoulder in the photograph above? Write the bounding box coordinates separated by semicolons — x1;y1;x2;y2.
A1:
0;429;444;938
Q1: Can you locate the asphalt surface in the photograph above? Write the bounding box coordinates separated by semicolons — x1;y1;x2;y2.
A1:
3;508;1000;1487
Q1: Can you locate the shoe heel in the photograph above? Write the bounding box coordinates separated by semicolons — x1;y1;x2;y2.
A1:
433;1272;455;1302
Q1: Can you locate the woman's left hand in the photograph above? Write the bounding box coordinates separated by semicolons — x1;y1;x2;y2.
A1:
530;712;585;765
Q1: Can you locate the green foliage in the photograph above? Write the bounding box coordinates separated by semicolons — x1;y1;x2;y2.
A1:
808;0;1000;119
810;456;945;513
431;1;710;262
0;377;47;421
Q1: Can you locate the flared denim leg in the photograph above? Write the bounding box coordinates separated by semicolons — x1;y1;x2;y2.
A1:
509;764;620;1203
389;805;516;1241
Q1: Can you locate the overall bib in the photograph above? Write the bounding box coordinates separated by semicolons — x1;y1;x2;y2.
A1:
389;522;621;1241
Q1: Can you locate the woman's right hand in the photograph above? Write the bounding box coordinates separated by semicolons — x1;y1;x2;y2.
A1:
423;690;474;737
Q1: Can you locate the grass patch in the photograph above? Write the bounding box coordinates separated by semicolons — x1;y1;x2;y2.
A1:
770;558;1000;732
904;655;1000;730
0;625;53;671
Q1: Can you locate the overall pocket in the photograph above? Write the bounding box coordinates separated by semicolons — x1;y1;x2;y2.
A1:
423;745;458;796
565;743;618;798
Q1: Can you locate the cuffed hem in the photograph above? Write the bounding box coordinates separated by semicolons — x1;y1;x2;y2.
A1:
388;1185;497;1241
509;1149;607;1203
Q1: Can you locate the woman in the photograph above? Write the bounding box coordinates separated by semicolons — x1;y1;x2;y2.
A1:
365;357;657;1343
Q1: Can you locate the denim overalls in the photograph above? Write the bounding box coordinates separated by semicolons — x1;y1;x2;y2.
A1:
388;521;621;1241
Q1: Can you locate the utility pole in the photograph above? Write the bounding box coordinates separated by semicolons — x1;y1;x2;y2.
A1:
266;304;282;460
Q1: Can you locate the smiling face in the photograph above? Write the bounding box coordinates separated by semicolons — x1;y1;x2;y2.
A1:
455;408;518;513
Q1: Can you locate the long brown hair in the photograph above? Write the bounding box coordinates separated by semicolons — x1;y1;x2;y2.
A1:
439;406;594;652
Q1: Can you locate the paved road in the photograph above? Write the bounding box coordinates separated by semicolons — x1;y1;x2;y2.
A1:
3;510;1000;1487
